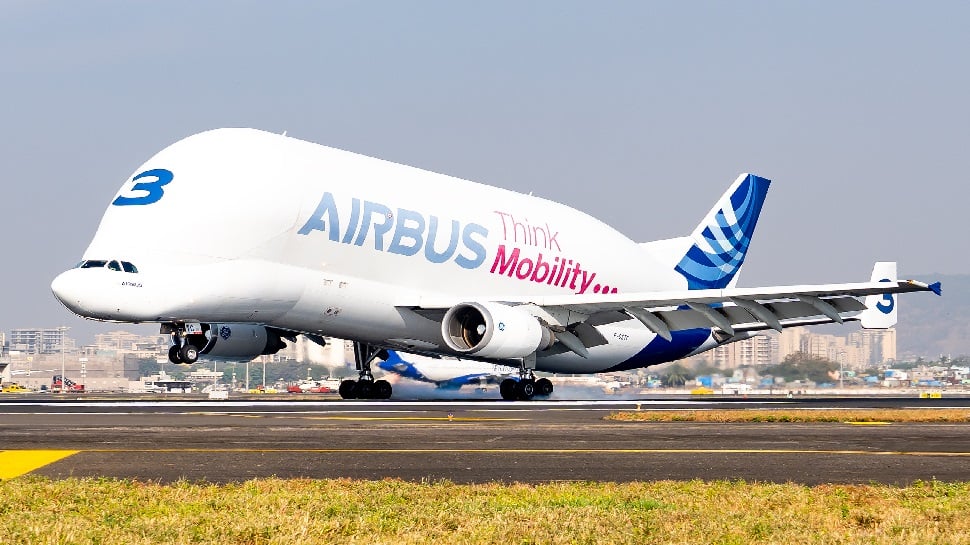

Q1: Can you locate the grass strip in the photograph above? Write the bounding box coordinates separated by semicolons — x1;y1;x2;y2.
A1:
607;408;970;423
2;477;970;544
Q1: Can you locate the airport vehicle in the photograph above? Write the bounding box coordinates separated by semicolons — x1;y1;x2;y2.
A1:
1;383;30;393
375;349;515;394
50;129;941;400
287;378;341;394
51;375;84;393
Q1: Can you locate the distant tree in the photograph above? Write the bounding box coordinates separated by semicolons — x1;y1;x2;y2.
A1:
138;359;160;377
660;362;692;387
764;352;838;383
691;361;721;377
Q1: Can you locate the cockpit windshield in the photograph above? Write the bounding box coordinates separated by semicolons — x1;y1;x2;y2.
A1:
76;260;139;273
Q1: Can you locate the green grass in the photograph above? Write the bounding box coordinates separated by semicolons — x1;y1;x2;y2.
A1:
3;478;970;544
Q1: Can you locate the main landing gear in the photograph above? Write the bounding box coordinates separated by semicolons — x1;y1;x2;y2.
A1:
499;355;554;401
339;341;393;400
165;323;202;364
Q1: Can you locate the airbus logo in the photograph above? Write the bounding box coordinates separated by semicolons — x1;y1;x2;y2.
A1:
298;192;489;270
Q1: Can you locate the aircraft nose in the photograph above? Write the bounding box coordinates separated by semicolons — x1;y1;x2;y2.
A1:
51;269;85;314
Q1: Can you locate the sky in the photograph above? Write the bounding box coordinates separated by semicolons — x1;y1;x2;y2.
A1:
2;1;967;344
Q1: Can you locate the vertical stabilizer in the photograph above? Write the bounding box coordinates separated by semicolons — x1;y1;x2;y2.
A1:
674;173;771;289
860;262;897;329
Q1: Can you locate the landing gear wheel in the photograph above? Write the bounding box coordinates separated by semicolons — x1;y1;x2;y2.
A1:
168;345;183;364
536;378;554;397
374;380;393;400
515;379;536;401
500;379;517;401
179;344;199;364
339;380;357;399
353;380;374;399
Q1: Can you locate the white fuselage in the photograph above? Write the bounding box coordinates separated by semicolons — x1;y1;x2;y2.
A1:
52;128;717;373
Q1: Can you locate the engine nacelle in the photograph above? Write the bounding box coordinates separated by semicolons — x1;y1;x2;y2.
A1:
199;324;287;361
441;302;553;359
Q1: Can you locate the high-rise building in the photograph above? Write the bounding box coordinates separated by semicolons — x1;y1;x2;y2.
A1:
777;326;896;368
711;334;778;368
9;327;73;354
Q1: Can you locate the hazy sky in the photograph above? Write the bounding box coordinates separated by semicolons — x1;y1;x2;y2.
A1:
2;1;967;343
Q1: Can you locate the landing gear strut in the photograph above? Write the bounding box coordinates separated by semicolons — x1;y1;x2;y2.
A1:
499;354;554;401
165;323;201;364
339;341;393;400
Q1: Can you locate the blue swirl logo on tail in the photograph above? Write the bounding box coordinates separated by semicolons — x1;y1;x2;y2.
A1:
675;174;770;290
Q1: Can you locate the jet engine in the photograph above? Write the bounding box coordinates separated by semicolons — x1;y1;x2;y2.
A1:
441;302;553;359
198;324;288;361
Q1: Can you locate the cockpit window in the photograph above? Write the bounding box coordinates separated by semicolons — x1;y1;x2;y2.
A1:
76;259;139;273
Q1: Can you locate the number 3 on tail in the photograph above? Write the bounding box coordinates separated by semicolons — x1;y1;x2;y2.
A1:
112;169;173;206
876;278;895;314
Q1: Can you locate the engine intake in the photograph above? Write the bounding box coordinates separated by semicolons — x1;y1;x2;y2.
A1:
441;302;552;359
199;324;287;361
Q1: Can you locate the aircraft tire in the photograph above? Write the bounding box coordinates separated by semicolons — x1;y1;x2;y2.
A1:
536;378;554;396
499;379;517;400
354;380;374;399
179;344;199;364
168;346;183;364
374;380;392;399
515;379;536;401
338;380;357;399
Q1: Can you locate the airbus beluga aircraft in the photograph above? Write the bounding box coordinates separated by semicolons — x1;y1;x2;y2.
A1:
51;128;941;400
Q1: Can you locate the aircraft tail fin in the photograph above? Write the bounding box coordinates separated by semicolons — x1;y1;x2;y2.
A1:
673;173;771;289
860;262;898;329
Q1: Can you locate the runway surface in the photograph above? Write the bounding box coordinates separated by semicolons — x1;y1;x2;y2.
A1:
2;395;970;484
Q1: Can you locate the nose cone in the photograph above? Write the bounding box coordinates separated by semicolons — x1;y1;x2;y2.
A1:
52;269;81;313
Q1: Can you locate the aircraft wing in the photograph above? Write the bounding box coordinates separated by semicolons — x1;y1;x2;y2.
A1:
416;276;941;344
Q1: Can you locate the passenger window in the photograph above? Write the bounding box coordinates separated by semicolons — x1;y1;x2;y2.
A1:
122;262;138;273
108;260;122;271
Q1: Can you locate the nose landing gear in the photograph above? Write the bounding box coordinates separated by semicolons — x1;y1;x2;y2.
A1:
164;323;203;364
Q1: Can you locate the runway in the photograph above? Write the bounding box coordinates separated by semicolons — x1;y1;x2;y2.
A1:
2;396;969;484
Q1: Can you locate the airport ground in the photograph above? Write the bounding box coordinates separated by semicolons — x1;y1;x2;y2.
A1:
2;394;970;484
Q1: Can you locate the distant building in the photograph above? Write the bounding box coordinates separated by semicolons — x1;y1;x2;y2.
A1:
779;326;896;368
9;327;73;354
276;336;352;369
92;330;168;359
710;335;778;368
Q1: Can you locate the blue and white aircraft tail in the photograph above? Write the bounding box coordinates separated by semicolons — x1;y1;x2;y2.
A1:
50;128;941;401
640;173;770;291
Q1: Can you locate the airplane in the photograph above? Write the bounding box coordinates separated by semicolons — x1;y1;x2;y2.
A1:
50;128;941;401
374;349;518;394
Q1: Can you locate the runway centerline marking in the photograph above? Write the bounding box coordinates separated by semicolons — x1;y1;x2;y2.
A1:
0;450;79;479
